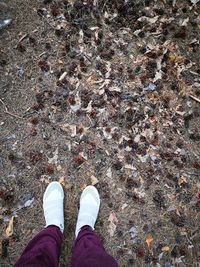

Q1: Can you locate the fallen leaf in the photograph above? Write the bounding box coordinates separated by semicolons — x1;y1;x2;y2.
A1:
153;71;162;82
57;165;62;171
190;0;200;4
17;194;35;210
196;184;200;198
108;86;121;92
48;148;59;165
121;203;128;210
23;198;35;208
162;246;170;252
196;183;200;192
59;123;69;133
129;226;138;244
106;167;112;178
83;100;93;113
144;83;157;92
69;125;77;137
6;216;14;237
59;177;65;186
40;175;51;184
178;176;187;186
91;175;99;185
51;105;61;113
80;183;87;191
146;234;153;248
59;177;72;190
139;177;145;185
124;164;137;170
108;211;118;237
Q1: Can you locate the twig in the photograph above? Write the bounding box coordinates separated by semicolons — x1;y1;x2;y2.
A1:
83;53;92;63
15;33;29;48
38;51;47;58
102;0;109;12
189;94;200;103
184;172;199;177
0;98;23;119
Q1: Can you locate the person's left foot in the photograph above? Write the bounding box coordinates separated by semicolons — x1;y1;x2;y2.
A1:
43;181;64;233
75;185;100;237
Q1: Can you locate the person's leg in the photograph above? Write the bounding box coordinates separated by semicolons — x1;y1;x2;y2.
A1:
13;182;64;267
13;225;63;267
71;226;119;267
71;186;119;267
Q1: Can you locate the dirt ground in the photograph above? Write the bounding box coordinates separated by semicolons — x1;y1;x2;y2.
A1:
0;0;200;266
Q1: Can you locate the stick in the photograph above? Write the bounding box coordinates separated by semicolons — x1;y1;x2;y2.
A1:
15;34;29;48
0;98;23;119
189;94;200;103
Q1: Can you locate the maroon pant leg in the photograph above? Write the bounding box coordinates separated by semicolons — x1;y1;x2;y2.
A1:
70;226;119;267
13;226;63;267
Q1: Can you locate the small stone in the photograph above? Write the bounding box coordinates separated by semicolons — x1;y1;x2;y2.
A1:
63;144;69;151
165;262;173;267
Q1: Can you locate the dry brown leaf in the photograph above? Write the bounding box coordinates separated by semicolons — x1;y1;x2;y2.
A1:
162;246;170;252
51;105;61;113
40;175;50;184
59;123;69;133
178;176;187;186
80;183;87;191
57;165;62;171
108;211;118;237
139;177;145;185
6;216;14;237
196;183;200;191
146;234;153;248
91;175;99;185
58;60;64;65
85;171;92;177
59;177;72;190
59;177;65;186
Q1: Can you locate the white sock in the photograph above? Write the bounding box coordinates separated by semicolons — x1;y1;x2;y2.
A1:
75;186;100;237
43;181;64;233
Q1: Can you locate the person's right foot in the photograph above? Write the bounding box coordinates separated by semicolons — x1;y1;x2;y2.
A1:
0;2;12;30
43;181;64;233
75;185;100;237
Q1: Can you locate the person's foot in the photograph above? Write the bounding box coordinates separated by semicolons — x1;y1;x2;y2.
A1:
75;185;100;237
43;181;64;233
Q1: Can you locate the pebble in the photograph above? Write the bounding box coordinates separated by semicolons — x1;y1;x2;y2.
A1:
164;262;173;267
63;144;69;151
0;18;12;30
